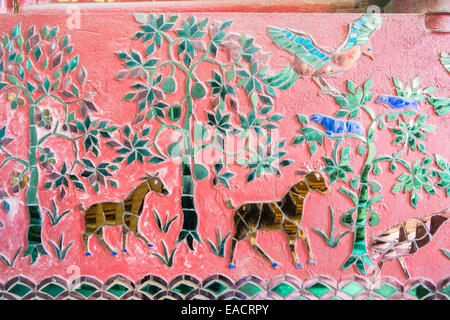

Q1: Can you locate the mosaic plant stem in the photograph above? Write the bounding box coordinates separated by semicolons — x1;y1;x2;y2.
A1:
23;98;48;264
176;54;205;250
342;111;381;274
178;153;201;250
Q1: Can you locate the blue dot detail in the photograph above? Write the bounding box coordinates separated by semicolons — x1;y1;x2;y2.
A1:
123;249;127;253
272;262;278;268
229;264;236;269
296;263;302;269
309;259;316;265
112;251;117;256
147;244;153;248
85;252;91;257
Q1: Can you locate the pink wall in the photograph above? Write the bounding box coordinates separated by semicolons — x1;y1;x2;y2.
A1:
0;11;448;298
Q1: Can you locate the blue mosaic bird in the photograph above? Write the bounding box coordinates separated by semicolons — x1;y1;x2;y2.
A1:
310;114;365;136
376;95;419;110
267;14;383;95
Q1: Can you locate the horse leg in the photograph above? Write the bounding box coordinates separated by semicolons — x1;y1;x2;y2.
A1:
122;225;129;253
249;232;278;268
128;214;152;248
282;221;302;268
94;228;116;256
397;256;411;279
229;237;238;268
82;229;94;256
298;227;315;265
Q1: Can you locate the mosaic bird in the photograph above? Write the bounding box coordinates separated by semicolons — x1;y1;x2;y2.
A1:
267;14;383;95
376;95;419;109
310;114;364;136
369;208;449;280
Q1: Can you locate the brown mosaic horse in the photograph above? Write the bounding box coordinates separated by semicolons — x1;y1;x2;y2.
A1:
79;172;169;256
226;170;328;269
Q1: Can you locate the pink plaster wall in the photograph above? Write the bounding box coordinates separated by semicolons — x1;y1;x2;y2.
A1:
0;12;448;286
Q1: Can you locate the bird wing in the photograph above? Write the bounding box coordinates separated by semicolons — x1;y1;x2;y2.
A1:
338;13;384;52
267;26;332;70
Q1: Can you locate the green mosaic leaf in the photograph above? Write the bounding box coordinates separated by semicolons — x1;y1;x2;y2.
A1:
69;56;78;71
167;140;181;157
34;45;42;61
309;140;318;155
162;77;177;94
191;82;206;99
441;249;450;259
193;163;208;181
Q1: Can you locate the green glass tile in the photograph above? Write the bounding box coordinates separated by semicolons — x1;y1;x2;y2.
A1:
407;284;431;299
75;283;97;297
140;284;163;296
295;296;309;300
341;282;365;297
205;281;228;295
172;283;195;295
306;282;331;298
271;282;296;298
238;282;262;297
40;283;65;297
330;296;342;300
230;297;240;300
107;283;130;297
441;284;450;296
374;283;398;298
8;283;31;297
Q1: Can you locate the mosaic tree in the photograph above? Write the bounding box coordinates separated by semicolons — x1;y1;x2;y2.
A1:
0;25;119;264
113;14;295;250
293;76;449;274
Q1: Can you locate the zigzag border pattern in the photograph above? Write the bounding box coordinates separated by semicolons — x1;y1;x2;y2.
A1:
0;274;449;300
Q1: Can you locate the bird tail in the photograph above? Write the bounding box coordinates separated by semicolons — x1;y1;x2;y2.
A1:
264;65;299;90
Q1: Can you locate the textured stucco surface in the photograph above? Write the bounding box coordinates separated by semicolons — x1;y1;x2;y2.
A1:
0;13;448;285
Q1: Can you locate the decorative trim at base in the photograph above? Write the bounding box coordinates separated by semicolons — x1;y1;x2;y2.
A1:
1;274;449;300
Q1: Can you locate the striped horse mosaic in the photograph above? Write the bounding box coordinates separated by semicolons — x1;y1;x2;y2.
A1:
79;173;169;256
226;171;329;269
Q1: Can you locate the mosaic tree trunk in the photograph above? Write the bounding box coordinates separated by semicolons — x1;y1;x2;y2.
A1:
0;24;119;263
114;14;296;250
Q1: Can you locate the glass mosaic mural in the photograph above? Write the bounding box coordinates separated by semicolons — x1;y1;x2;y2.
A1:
0;11;449;300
